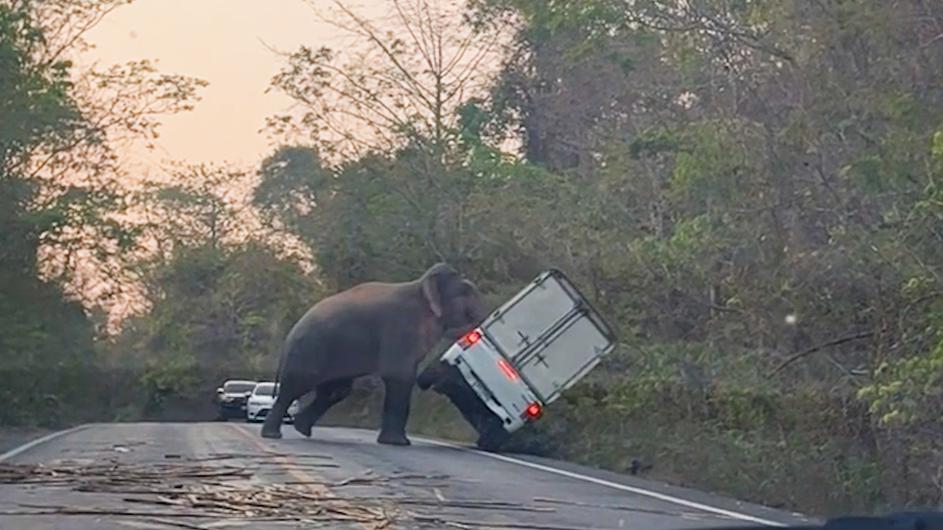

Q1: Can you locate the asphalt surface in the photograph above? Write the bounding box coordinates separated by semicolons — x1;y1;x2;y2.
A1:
0;423;814;530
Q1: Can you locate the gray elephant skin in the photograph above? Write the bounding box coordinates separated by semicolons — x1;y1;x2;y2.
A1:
260;263;487;445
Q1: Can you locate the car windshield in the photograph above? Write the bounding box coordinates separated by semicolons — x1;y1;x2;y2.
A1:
253;383;277;396
223;382;256;393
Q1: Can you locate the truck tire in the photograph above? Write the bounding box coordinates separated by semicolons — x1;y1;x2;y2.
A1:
475;427;511;452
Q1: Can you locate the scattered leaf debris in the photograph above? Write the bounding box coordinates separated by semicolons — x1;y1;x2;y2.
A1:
0;457;560;529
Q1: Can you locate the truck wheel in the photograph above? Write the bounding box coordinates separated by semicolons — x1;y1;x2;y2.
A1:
476;428;511;452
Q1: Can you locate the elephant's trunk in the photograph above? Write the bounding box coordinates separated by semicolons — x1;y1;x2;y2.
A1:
466;284;488;326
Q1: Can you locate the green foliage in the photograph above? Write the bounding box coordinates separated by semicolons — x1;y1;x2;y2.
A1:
0;1;202;426
108;242;318;417
254;146;331;230
669;121;762;209
932;131;943;162
248;0;943;515
860;337;943;427
0;2;100;426
0;3;81;170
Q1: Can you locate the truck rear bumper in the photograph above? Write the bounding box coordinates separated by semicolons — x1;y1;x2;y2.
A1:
421;361;516;451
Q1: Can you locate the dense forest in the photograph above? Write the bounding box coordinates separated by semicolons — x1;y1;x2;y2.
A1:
2;0;942;517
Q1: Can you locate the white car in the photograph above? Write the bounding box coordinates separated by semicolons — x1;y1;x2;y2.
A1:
245;382;300;423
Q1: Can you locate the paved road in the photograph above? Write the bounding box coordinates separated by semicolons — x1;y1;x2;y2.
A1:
0;423;814;530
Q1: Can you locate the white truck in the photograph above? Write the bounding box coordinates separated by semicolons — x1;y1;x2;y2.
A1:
419;269;616;451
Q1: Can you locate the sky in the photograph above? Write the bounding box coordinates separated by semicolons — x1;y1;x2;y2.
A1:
82;0;386;176
76;0;395;325
73;0;508;326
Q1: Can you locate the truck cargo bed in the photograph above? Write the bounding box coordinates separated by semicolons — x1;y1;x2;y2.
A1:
479;269;616;405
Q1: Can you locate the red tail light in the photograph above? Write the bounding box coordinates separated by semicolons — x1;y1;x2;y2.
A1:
458;329;482;349
497;358;519;381
525;402;543;420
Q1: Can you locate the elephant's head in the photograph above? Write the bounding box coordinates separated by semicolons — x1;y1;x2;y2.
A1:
442;279;488;339
419;263;488;335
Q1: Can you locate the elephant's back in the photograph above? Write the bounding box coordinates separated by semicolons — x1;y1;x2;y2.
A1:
305;281;405;319
281;283;402;379
285;295;382;347
308;281;422;319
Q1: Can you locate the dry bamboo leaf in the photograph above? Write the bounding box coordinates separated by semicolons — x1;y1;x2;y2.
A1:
140;518;208;530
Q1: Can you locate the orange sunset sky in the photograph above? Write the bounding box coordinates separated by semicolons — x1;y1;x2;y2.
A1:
82;0;389;175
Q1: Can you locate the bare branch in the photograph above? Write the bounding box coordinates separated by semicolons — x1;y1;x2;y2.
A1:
771;331;876;375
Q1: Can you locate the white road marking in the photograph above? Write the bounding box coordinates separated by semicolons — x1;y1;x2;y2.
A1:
0;425;89;462
414;435;788;527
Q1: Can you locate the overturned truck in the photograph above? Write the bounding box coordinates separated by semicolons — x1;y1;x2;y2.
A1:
417;269;617;451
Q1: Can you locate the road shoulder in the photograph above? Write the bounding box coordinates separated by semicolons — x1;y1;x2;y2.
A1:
0;427;60;458
413;434;819;527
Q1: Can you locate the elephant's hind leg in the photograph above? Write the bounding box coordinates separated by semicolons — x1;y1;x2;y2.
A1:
293;378;353;437
261;377;308;439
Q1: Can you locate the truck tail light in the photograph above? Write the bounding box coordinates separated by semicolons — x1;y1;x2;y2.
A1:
525;402;543;420
497;358;519;381
458;329;482;349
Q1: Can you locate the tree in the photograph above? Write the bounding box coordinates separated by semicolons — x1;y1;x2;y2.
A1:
1;0;205;324
267;0;508;163
253;145;332;245
140;163;252;252
109;241;317;418
261;1;521;287
460;0;943;511
0;0;204;425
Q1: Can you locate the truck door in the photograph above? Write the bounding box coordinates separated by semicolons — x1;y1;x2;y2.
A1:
482;272;580;361
515;310;614;404
480;270;616;405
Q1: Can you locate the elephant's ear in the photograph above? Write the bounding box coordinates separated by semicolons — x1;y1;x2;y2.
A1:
420;263;452;318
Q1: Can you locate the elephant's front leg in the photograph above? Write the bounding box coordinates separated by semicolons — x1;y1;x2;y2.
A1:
377;375;415;446
376;323;424;446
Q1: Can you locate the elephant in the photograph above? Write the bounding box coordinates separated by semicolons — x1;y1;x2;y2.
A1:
260;262;488;446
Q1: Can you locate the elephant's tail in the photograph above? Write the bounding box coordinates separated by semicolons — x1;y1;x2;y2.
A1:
273;345;285;398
